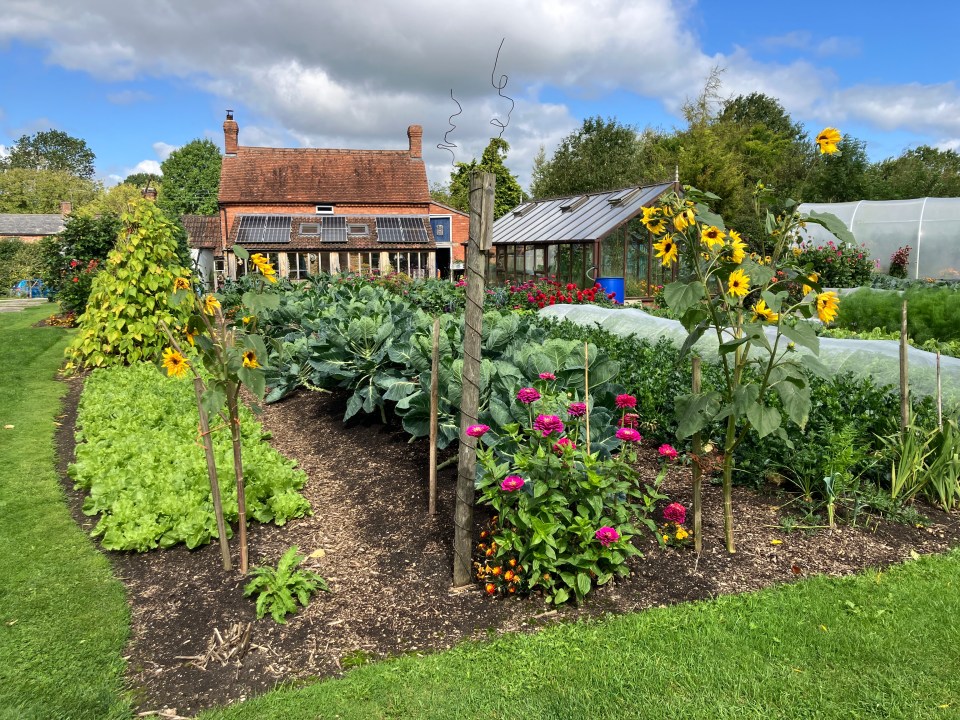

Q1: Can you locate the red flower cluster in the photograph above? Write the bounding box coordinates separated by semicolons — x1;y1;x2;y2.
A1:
504;278;611;309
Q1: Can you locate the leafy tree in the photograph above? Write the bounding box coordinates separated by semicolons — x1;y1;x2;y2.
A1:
157;139;221;218
0;168;99;213
77;183;142;218
446;137;523;219
3;130;96;179
39;212;123;313
122;172;161;189
0;239;45;292
867;146;960;199
530;117;667;197
64;199;191;369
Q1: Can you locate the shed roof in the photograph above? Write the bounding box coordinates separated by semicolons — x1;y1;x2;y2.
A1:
0;213;65;236
492;183;673;245
181;214;222;249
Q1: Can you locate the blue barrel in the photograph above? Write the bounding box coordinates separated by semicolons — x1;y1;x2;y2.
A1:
596;276;624;304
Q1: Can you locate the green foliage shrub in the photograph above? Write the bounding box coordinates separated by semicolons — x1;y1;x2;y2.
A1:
793;239;873;287
833;285;960;343
39;213;122;313
0;238;45;293
64;200;192;369
70;362;311;551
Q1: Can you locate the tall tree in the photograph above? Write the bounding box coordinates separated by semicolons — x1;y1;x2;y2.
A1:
446;137;523;219
801;134;871;203
4;130;96;179
530;116;667;197
0;168;99;213
157;139;221;217
122;172;162;190
867;145;960;199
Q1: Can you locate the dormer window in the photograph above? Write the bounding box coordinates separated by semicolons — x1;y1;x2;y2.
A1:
315;204;334;215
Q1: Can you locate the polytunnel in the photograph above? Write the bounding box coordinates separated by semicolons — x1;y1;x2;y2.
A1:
797;198;960;281
540;305;960;410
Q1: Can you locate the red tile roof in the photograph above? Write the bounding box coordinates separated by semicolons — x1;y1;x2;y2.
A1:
219;147;431;205
181;214;221;248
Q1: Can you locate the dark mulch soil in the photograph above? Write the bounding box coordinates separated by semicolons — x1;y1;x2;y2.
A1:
54;379;960;717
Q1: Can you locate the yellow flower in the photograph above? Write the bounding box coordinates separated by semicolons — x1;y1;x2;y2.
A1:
701;224;726;250
250;253;278;283
242;350;260;369
241;315;254;324
673;207;696;232
185;328;198;347
660;204;674;217
161;348;189;379
173;277;191;291
675;527;689;540
726;268;751;298
802;272;819;296
816;127;841;155
816;291;840;323
644;216;668;235
653;235;678;266
641;206;660;221
727;229;747;264
752;298;779;323
662;534;669;543
203;294;221;315
792;247;802;257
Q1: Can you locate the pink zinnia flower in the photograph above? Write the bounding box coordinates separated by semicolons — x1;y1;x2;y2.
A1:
615;394;637;409
619;413;639;428
663;502;687;525
595;526;621;546
616;427;642;443
658;443;678;460
533;414;564;436
567;402;587;417
517;387;541;404
553;437;575;454
466;424;490;438
500;475;525;492
539;372;556;381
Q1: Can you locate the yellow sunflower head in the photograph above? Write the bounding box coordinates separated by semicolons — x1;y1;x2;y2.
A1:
173;277;191;292
653;235;678;266
726;268;751;298
802;272;820;296
203;294;221;315
727;229;747;264
816;291;840;323
644;216;668;235
161;347;189;379
816;127;841;155
752;298;779;323
701;225;726;250
242;350;260;369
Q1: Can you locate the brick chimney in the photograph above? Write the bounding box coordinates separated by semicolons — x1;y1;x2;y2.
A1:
59;201;72;216
224;109;239;156
407;124;422;159
142;187;157;202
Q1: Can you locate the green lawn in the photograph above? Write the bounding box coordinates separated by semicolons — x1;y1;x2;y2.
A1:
0;306;130;720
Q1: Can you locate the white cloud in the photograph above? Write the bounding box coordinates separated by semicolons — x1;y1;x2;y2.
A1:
106;89;152;105
0;144;8;159
152;141;177;161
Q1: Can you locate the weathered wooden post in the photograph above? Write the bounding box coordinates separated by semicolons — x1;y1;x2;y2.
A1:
900;300;909;433
691;356;703;555
452;171;494;587
428;316;440;515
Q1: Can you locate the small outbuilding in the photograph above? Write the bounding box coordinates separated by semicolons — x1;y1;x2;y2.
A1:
490;182;677;299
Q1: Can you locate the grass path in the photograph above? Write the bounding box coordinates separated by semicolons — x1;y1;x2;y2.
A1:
0;306;130;720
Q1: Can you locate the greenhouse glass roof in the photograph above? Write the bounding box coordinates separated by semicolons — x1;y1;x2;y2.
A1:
798;198;960;280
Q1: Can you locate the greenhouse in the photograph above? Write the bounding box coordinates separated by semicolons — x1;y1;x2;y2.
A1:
490;182;676;300
540;304;960;409
798;198;960;280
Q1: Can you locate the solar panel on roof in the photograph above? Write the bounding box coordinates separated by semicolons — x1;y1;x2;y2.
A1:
400;217;429;242
236;215;292;244
376;217;405;243
320;216;347;242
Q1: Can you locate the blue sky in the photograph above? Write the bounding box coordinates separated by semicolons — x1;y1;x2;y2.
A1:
1;0;958;190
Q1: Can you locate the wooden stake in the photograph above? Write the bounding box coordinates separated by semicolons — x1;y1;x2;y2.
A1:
452;171;494;587
584;342;591;455
226;382;248;574
900;300;909;434
691;356;703;555
937;350;943;430
428;316;440;515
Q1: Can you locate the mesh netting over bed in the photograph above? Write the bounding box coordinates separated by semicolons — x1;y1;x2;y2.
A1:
540;305;960;409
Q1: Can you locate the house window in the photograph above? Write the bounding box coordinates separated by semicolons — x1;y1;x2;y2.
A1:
315;204;334;215
388;251;430;279
289;252;314;280
300;223;320;235
348;224;369;236
345;252;380;274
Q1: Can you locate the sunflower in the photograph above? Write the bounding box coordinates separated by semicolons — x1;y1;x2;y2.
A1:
726;268;751;298
752;298;779;323
802;272;820;296
644;216;668;235
250;253;278;283
701;224;726;250
641;206;660;221
161;348;189;379
816;127;841;155
184;328;198;347
242;350;260;369
727;229;747;264
816;291;840;323
673;207;696;232
173;276;191;291
653;236;678;266
203;294;221;315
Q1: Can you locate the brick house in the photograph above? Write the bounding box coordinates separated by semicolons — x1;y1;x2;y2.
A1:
197;111;466;285
0;201;71;243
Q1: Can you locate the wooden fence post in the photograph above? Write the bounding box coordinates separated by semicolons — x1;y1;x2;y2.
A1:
691;356;703;555
452;171;494;587
900;300;909;433
429;316;440;515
